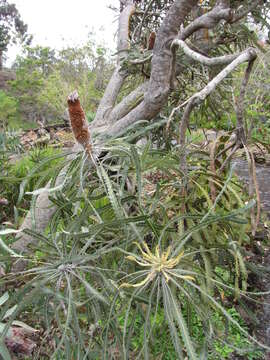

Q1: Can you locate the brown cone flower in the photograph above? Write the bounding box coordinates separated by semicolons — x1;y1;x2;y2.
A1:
67;91;92;154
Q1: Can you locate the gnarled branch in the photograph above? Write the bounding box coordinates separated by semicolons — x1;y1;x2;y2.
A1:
178;47;257;170
100;0;198;136
173;39;241;66
93;0;135;127
180;2;232;40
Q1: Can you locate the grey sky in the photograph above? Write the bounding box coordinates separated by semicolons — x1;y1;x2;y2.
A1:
6;0;118;65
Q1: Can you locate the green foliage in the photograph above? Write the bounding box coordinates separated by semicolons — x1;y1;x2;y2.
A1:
211;308;263;360
8;41;110;124
5;117;36;130
0;145;64;223
1;3;270;358
0;134;266;358
0;129;23;155
0;0;30;63
0;90;17;128
116;305;263;359
9;47;52;122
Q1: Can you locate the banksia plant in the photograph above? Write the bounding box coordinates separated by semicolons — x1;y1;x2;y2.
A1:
121;242;195;288
67;90;92;155
147;31;156;50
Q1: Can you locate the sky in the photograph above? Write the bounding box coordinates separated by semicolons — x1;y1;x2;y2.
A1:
6;0;119;66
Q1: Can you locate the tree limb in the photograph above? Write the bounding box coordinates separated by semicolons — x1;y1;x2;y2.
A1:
172;39;241;66
129;53;153;65
230;0;264;23
183;48;257;105
178;47;257;171
235;58;256;141
107;81;149;124
92;0;135;127
180;2;232;40
100;0;198;136
11;151;77;271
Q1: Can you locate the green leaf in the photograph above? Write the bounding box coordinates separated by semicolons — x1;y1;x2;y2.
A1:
0;229;22;236
12;320;38;333
0;340;11;360
98;164;123;218
131;145;142;205
73;272;108;305
0;293;9;307
3;305;17;320
0;237;23;257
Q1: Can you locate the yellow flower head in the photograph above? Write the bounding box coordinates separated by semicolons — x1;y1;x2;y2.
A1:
121;242;195;288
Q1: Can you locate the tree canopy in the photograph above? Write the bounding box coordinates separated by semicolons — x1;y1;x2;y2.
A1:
0;0;30;69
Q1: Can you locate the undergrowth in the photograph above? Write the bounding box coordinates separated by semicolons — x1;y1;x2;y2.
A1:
0;134;268;359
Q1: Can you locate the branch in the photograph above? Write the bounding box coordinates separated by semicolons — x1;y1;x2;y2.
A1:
178;47;257;171
169;2;233;90
102;0;198;135
107;81;149;124
168;44;257;130
230;0;264;23
235;59;256;143
180;3;232;40
11;158;70;270
92;67;127;127
172;39;241;66
178;97;197;172
129;53;152;65
117;1;136;59
133;0;155;41
185;48;257;105
93;1;135;127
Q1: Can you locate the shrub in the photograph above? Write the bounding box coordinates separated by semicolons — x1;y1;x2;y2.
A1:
0;137;265;359
0;90;17;129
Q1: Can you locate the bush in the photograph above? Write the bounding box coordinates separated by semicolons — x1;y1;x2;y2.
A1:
0;137;265;359
0;90;17;129
0;146;64;223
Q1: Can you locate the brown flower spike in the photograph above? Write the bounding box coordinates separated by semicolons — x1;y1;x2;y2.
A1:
147;31;156;50
67;91;92;154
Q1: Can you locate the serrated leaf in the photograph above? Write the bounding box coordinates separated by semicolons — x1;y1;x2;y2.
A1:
11;321;38;333
0;292;9;307
3;305;17;320
0;229;22;236
0;237;23;257
0;341;11;360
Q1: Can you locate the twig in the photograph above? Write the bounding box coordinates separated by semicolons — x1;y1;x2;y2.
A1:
179;98;197;172
216;138;237;159
235;59;256;144
230;0;264;23
175;46;257;173
244;145;261;235
135;0;155;40
168;45;257;138
218;143;239;173
129;53;153;65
